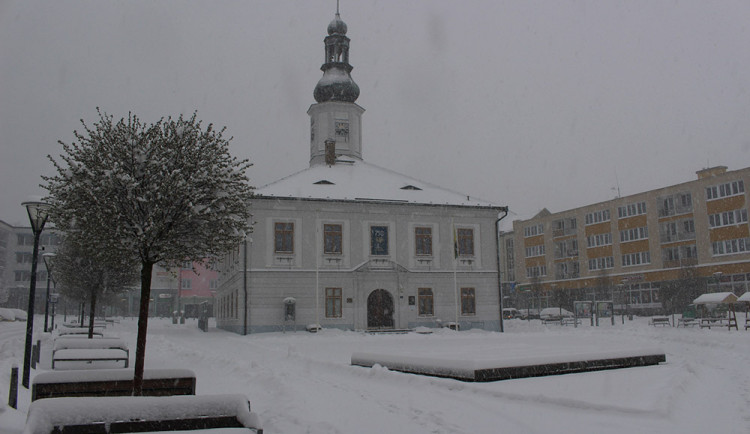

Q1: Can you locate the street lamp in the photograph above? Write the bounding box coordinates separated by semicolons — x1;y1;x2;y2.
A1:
21;199;50;389
43;252;56;333
617;284;625;324
49;293;59;331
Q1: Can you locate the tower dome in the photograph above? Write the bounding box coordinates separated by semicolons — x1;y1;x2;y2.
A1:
327;13;347;35
313;11;359;103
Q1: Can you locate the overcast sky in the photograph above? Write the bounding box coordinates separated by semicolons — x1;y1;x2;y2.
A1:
2;0;749;227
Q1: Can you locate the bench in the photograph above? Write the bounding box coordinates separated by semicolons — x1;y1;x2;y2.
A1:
52;337;129;369
678;318;699;327
746;318;750;331
52;348;129;369
649;317;671;327
542;318;562;325
32;368;196;401
699;317;736;329
24;394;262;434
561;317;581;326
57;327;105;338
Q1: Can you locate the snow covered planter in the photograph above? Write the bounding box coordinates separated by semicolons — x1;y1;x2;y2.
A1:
306;324;322;333
32;368;196;401
23;394;262;434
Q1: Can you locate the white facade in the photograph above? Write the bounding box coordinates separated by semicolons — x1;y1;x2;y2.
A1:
215;11;506;333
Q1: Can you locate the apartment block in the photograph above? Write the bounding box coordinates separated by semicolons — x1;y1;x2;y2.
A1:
500;166;750;314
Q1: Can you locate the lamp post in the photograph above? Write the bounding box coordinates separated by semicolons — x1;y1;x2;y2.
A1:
43;252;56;333
21;199;50;389
50;293;59;331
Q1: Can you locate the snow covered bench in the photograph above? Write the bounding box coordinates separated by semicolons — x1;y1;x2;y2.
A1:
31;368;196;401
678;318;698;327
561;317;581;326
23;393;263;434
52;348;129;369
649;317;671;327
52;337;129;369
57;327;105;338
699;318;734;329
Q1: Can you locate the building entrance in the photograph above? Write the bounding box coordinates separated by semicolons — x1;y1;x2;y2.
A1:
367;289;394;329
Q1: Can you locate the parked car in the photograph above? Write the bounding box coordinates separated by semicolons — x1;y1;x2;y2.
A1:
539;307;574;321
502;308;519;319
518;308;540;320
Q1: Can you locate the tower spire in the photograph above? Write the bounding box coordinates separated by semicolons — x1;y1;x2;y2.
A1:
308;7;365;167
313;8;359;103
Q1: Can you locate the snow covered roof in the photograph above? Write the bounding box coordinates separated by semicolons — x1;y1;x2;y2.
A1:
737;292;750;303
254;158;502;209
693;292;738;305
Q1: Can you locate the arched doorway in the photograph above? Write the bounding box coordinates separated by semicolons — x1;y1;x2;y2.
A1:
367;289;394;329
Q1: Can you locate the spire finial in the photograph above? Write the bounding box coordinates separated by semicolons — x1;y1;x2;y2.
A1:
336;0;340;16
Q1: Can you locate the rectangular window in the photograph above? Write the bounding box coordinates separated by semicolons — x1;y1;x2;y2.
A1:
209;279;218;290
418;288;434;316
370;226;389;256
708;209;748;228
523;224;544;237
457;228;474;256
586;233;612;248
620;226;649;243
707;180;745;200
525;244;545;258
324;224;343;254
461;288;476;315
585;209;611;225
588;256;614;271
325;287;342;318
712;237;750;256
660;219;695;243
274;222;294;253
526;265;547;278
415;227;433;256
181;279;191;289
618;201;647;218
622;251;651;267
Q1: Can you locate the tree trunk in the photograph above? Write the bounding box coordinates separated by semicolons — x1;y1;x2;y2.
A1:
88;290;97;339
133;261;154;396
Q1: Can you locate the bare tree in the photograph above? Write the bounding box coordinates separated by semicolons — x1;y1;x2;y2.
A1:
44;109;253;394
54;234;138;337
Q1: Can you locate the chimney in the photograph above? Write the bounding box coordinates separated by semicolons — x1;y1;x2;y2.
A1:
325;139;336;165
696;166;728;180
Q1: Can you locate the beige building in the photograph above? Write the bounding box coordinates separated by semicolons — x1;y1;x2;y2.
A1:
500;166;750;315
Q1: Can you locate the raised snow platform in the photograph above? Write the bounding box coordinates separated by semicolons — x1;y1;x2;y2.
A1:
351;347;666;382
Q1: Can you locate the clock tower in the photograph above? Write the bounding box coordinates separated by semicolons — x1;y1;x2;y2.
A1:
308;9;365;166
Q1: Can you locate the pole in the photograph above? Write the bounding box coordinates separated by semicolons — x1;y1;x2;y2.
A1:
22;227;43;389
242;239;248;335
315;214;320;328
452;218;458;329
495;207;509;333
8;365;18;409
44;272;51;332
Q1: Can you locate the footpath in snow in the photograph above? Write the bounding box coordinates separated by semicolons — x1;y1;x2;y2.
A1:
1;316;750;434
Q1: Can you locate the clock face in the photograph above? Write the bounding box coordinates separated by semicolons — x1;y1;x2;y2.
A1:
335;121;349;142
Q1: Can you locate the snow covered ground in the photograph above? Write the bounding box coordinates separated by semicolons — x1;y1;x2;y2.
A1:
2;315;750;433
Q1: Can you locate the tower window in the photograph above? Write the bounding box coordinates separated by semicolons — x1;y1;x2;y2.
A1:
335;120;349;142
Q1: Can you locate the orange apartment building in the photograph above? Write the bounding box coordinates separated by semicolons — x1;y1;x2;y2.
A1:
499;166;750;315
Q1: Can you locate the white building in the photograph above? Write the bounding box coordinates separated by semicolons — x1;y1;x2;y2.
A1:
216;11;507;334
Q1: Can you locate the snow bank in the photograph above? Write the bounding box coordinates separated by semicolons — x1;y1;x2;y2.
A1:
23;394;259;434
